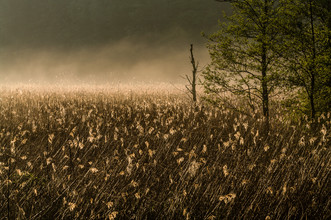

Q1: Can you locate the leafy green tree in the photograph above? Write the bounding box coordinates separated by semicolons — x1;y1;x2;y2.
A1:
278;0;331;118
203;0;283;124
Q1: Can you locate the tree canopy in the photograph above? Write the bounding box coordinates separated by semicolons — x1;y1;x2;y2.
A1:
204;0;330;120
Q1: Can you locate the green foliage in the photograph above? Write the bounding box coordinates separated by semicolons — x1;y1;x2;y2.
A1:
206;0;330;119
276;0;331;118
203;0;284;118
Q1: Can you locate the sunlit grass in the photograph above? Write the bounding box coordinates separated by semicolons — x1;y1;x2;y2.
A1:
0;85;329;219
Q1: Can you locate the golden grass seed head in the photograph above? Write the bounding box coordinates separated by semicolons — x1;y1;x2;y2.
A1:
223;141;230;148
264;145;270;152
188;160;200;177
48;134;55;144
89;167;99;173
108;211;118;220
299;137;305;146
239;137;244;145
223;165;229;177
177;157;184;165
68;202;76;211
202;145;207;153
219;192;236;204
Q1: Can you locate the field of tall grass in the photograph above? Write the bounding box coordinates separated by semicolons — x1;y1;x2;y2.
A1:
0;85;330;219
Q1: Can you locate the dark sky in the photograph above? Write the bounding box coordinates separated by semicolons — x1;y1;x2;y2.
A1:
0;0;230;84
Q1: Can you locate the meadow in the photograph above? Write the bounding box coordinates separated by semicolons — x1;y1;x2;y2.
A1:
0;85;329;219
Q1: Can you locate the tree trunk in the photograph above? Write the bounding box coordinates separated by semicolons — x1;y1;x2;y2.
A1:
261;0;269;126
190;44;197;102
262;44;269;123
188;44;198;102
309;0;316;119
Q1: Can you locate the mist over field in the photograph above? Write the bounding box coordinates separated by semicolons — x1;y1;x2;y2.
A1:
0;0;230;85
0;39;211;85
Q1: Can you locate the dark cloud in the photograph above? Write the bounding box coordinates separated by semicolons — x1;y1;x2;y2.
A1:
0;0;231;84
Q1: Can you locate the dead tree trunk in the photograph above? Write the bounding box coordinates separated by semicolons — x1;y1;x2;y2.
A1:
186;44;198;102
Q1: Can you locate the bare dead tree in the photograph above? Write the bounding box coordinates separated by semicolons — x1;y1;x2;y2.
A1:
186;44;199;102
